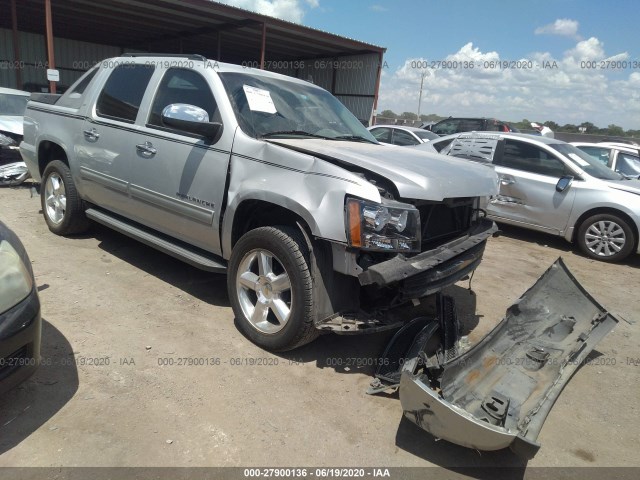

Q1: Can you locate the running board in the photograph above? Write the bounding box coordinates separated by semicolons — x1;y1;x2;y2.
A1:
85;208;227;273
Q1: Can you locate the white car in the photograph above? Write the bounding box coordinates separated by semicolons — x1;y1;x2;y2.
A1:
571;141;640;178
367;124;439;146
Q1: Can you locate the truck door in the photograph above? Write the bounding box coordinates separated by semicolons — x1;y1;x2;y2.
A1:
126;67;232;254
75;63;155;215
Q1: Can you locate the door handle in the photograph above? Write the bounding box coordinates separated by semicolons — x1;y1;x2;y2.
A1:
83;128;100;141
499;176;515;185
136;141;157;157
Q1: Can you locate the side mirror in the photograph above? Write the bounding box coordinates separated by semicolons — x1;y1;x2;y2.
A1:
161;103;222;139
556;175;574;192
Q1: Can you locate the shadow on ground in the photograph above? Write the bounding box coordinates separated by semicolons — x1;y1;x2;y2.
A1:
0;320;78;455
90;223;230;308
496;223;640;269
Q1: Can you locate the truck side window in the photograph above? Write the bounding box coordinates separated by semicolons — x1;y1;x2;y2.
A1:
96;64;154;123
148;68;220;128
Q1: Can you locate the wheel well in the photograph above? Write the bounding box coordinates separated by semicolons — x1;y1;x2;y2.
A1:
38;141;68;175
231;200;310;248
573;207;639;247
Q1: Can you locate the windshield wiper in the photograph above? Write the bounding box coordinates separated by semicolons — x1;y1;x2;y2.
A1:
261;130;330;139
334;135;378;144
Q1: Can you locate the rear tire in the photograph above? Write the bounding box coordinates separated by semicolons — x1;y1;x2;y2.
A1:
41;160;90;235
576;213;635;262
228;226;319;351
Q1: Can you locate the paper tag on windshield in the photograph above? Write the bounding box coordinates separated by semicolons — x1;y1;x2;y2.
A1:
243;85;277;114
568;153;590;167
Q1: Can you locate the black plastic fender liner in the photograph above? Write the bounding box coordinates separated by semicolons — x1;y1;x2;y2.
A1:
399;258;618;459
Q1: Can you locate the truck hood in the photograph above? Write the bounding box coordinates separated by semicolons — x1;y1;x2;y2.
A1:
269;139;498;201
0;116;24;136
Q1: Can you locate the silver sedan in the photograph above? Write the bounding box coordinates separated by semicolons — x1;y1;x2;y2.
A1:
418;132;640;262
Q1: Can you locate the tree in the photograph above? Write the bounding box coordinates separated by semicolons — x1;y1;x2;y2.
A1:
400;111;418;120
379;109;397;118
605;124;624;137
544;121;559;131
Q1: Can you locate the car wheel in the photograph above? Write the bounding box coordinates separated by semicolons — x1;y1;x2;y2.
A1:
228;226;318;351
41;160;90;235
577;213;635;262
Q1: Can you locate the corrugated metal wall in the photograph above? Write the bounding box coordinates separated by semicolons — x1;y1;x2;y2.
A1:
0;28;119;91
267;52;380;123
1;28;379;121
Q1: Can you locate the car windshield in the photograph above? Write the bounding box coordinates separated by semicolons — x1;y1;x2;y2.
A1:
218;72;376;143
0;93;29;116
549;143;623;180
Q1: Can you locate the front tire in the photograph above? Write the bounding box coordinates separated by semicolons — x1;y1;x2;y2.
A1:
577;213;635;262
41;160;90;235
227;226;319;351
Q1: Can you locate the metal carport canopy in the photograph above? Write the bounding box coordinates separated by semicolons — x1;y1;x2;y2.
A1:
1;0;386;120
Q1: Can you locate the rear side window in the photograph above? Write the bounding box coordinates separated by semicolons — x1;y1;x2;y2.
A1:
96;64;154;123
148;68;220;128
69;67;98;95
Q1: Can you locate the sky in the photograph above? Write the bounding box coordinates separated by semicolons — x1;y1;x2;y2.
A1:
216;0;640;129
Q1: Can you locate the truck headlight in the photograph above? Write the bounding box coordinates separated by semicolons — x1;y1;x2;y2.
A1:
0;240;33;314
345;198;421;252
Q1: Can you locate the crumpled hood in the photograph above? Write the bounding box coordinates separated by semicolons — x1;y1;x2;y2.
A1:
606;178;640;196
269;139;499;201
0;116;23;136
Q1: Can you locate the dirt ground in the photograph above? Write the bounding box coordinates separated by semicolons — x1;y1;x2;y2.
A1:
0;183;638;471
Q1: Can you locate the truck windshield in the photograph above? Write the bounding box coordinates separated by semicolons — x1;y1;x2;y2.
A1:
218;72;376;143
549;143;623;180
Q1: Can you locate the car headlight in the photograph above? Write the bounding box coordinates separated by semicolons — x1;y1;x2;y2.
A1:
0;240;33;314
345;197;421;252
0;132;18;147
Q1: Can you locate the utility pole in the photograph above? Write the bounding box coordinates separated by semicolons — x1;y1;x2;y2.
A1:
417;70;429;121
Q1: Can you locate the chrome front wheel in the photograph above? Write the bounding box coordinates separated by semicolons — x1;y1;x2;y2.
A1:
236;249;293;335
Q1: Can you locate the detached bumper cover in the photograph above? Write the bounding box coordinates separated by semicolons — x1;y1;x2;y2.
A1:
359;219;497;297
399;258;618;459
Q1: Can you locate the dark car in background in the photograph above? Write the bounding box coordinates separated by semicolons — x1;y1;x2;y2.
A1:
0;221;41;394
427;117;519;136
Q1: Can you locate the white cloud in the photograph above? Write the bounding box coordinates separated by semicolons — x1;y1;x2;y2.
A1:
535;18;580;39
378;40;639;129
371;5;388;12
215;0;318;23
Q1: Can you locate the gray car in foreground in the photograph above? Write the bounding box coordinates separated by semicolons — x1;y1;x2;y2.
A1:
420;132;640;262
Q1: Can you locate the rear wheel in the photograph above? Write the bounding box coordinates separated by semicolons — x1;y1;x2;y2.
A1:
41;160;90;235
577;213;635;262
228;226;318;351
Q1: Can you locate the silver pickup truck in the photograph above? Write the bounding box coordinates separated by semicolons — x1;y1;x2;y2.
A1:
20;54;619;458
20;54;498;352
